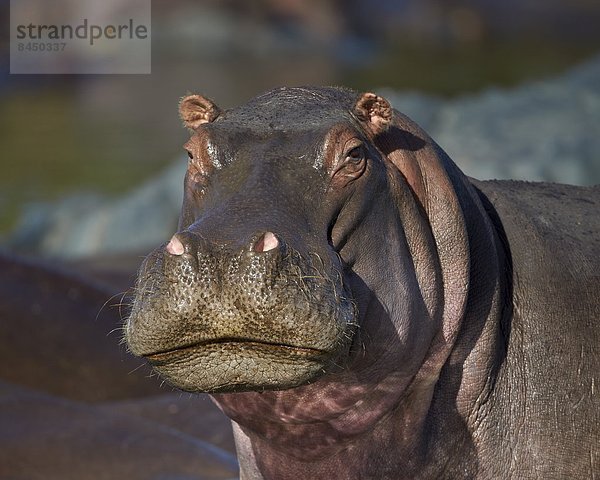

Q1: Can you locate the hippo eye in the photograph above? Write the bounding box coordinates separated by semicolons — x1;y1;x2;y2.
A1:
187;151;194;160
346;146;364;163
331;143;367;184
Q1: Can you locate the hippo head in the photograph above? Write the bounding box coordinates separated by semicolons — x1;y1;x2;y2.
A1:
126;86;472;401
126;87;398;393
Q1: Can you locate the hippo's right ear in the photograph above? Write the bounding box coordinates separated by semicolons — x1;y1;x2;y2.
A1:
179;94;221;130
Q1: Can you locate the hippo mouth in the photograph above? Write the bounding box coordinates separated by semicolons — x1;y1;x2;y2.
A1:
126;239;356;393
145;338;327;364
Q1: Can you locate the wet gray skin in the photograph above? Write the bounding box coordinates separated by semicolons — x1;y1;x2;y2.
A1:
126;87;600;479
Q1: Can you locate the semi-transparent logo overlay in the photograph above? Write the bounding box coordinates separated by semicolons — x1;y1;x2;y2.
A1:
10;0;151;74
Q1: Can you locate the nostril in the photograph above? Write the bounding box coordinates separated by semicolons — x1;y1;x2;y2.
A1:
166;235;185;256
253;231;279;253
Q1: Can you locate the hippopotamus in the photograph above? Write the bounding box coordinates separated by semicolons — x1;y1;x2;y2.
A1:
126;86;600;479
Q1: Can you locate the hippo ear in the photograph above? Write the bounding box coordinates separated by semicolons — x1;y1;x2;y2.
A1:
179;94;221;130
353;92;393;136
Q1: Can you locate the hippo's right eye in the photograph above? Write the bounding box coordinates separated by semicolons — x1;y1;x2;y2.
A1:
187;151;194;160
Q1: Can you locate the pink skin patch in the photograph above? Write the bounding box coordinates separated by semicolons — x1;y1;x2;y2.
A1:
254;232;279;253
166;235;185;255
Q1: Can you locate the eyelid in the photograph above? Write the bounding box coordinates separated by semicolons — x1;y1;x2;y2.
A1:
343;140;365;163
343;138;363;153
344;137;364;152
346;145;364;159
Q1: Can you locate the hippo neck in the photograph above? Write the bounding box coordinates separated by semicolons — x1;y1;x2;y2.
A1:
214;355;463;479
225;378;461;480
215;358;486;479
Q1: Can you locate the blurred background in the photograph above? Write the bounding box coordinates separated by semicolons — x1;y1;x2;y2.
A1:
1;0;600;260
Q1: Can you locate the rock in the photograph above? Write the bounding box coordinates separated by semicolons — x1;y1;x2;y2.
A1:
5;161;186;258
381;53;600;184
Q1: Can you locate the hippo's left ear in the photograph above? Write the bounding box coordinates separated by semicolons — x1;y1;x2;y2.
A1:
179;94;221;131
353;93;393;136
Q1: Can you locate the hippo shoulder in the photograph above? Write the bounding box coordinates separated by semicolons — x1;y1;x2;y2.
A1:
471;178;599;312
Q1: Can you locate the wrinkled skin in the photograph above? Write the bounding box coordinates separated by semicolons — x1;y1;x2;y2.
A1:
126;87;600;479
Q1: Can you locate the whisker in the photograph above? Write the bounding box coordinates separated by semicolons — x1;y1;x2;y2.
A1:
96;291;127;322
128;362;147;376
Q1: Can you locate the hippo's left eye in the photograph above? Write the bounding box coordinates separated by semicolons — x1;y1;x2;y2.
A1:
329;141;367;185
332;143;367;185
338;145;366;177
345;146;364;163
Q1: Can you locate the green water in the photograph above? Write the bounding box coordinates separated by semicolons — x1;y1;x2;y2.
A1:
0;91;174;233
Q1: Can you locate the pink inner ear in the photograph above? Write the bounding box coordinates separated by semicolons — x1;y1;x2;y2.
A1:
354;93;392;135
371;114;389;131
179;94;221;129
254;232;279;253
